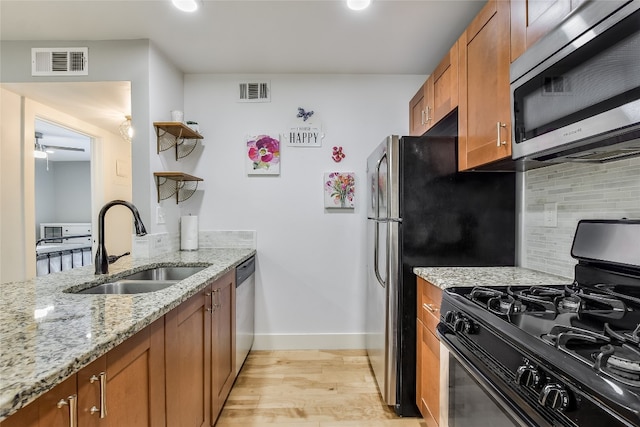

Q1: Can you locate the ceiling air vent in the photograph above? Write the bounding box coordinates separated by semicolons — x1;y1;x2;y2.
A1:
31;47;88;76
238;82;270;103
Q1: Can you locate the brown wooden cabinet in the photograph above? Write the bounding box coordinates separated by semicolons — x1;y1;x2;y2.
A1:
165;270;236;426
430;41;459;126
165;287;212;427
409;82;429;136
211;271;236;421
415;277;442;427
1;319;164;427
510;0;587;62
409;41;459;136
458;0;512;171
0;374;77;427
104;318;165;427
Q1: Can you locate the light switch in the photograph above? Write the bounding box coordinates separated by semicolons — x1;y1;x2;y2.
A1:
543;203;557;227
156;206;166;224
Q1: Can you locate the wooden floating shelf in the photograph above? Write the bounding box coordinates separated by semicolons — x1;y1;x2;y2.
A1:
154;122;203;160
154;172;203;204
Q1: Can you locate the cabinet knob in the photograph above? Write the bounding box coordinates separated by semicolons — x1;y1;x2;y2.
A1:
539;383;570;410
515;364;541;388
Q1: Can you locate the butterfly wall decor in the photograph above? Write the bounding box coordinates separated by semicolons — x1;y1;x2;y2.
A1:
297;107;314;122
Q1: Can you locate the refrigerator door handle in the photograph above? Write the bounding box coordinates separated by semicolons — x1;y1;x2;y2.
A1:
373;152;388;289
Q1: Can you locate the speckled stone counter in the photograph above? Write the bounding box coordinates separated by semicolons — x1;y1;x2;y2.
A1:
413;266;571;290
0;248;255;421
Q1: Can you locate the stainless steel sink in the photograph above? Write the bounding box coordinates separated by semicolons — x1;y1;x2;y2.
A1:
73;266;207;294
121;266;206;281
75;279;178;294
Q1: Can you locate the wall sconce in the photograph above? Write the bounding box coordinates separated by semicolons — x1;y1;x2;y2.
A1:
119;115;134;143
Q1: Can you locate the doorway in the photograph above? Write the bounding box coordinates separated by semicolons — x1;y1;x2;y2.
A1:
34;119;93;275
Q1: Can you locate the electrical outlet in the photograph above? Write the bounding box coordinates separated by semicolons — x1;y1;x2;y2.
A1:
156;206;166;224
543;203;557;227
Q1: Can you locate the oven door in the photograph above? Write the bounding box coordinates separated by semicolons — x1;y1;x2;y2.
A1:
439;330;551;427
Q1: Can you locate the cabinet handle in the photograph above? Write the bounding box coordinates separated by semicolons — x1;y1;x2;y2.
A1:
90;372;107;418
57;394;78;427
213;289;220;310
496;122;507;147
205;291;212;312
426;106;432;123
423;303;438;314
421;110;426;125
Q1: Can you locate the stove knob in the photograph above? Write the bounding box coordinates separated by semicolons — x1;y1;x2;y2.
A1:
454;317;473;334
444;311;457;324
539;383;570;411
515;365;540;388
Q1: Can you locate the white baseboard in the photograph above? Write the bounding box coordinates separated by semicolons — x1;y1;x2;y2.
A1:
252;333;366;350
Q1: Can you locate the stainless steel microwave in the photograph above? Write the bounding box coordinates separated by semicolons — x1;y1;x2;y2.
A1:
510;0;640;166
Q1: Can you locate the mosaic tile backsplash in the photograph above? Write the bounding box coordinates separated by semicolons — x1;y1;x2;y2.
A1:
522;157;640;278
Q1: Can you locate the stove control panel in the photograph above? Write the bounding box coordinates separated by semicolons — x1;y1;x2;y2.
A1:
515;360;572;413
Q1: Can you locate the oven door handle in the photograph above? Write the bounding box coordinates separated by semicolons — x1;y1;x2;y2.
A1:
438;327;540;427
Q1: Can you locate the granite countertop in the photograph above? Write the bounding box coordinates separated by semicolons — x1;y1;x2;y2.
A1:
413;266;571;290
0;248;255;421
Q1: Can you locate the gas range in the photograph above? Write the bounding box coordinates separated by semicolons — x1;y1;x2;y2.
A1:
438;220;640;427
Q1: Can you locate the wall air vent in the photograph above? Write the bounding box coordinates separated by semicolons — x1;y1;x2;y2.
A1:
238;82;270;103
31;48;88;76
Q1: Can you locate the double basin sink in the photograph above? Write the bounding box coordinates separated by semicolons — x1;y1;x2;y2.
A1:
74;266;206;295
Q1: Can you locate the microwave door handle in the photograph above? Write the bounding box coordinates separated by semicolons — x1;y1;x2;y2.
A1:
373;152;388;288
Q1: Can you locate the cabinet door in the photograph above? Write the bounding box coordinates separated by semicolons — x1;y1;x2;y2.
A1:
166;288;212;427
409;82;428;136
417;319;440;427
0;375;77;427
105;318;165;427
431;41;459;125
458;0;511;170
211;271;236;421
510;0;571;62
77;356;106;427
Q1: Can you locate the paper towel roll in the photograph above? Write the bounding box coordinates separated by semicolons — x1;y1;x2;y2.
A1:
180;215;198;251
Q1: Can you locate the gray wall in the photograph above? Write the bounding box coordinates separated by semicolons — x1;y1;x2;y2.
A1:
35;161;91;238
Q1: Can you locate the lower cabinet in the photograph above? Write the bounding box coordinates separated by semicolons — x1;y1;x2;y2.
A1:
416;277;442;427
2;270;237;427
1;318;165;427
165;270;236;427
210;272;236;420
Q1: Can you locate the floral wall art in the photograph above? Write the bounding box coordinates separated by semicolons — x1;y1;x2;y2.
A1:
324;172;355;209
246;134;280;175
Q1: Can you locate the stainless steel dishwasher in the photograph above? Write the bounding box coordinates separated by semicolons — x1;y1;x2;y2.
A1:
235;256;255;374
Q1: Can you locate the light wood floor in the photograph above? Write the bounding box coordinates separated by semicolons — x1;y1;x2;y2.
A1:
215;350;427;427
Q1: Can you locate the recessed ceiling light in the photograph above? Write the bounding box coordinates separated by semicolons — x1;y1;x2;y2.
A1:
172;0;199;13
347;0;371;11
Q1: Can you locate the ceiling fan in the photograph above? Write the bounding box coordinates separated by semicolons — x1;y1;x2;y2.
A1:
34;131;86;155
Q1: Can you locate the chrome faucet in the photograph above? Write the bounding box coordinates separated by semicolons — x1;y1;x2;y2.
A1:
95;200;147;275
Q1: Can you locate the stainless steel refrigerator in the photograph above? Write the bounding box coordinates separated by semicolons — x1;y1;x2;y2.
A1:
365;134;515;416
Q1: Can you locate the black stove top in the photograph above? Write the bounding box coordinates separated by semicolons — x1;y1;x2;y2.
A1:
438;220;640;427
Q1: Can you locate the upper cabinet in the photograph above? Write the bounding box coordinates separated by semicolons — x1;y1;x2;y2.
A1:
409;82;429;136
408;41;459;137
430;41;459;126
458;0;511;170
510;0;586;62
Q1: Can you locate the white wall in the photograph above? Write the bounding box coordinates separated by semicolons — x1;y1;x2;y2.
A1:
520;157;640;278
184;74;424;348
